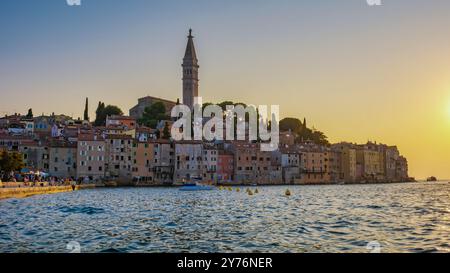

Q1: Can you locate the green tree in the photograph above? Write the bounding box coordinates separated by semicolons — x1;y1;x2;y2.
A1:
202;102;213;112
103;105;123;117
162;122;171;139
279;117;329;145
26;108;33;119
83;97;89;121
0;151;24;173
94;102;105;126
94;102;123;126
279;118;303;133
310;129;329;146
138;102;168;129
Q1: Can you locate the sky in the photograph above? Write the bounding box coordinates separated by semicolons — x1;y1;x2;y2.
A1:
1;0;449;179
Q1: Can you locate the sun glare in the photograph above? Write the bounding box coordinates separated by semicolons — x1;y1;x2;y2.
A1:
447;100;450;119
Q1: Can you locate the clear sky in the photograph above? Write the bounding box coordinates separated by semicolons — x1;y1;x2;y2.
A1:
1;0;450;179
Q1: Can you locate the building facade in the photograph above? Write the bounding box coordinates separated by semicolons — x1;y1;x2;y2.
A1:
153;140;174;184
77;134;106;181
299;146;331;184
217;151;234;182
129;96;177;120
203;146;218;182
105;135;134;180
48;140;77;178
174;141;203;182
132;141;155;184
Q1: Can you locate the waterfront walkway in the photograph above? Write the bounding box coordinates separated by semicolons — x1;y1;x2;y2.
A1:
0;183;96;200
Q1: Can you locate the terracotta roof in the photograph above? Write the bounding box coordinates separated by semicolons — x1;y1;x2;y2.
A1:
48;140;77;148
105;134;133;140
78;134;105;141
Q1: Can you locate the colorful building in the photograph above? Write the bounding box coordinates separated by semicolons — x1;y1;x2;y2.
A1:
202;145;218;182
48;140;77;179
356;142;385;181
331;142;357;183
298;144;331;184
77;134;106;181
217;151;234;182
105;134;134;180
280;146;301;184
132;141;155;184
153;140;174;184
174;141;203;182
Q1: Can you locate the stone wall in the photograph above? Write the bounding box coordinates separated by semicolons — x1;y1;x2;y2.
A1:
0;184;96;200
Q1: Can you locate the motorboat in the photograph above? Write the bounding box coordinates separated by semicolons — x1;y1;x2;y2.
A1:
179;183;215;191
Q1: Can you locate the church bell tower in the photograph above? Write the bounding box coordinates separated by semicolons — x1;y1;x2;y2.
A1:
182;29;199;109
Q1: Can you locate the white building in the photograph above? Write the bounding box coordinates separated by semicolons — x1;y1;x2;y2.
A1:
174;141;203;182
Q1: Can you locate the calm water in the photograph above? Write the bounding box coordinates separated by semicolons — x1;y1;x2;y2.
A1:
0;182;449;253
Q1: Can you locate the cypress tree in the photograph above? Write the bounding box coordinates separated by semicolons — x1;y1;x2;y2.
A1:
83;98;89;121
26;108;33;119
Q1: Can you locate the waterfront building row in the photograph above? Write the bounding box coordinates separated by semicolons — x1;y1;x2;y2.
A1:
0;114;409;185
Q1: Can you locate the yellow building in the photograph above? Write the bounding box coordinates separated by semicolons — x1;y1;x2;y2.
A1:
331;143;357;183
356;142;385;181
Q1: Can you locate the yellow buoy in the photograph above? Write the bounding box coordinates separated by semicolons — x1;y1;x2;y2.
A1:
236;188;240;192
285;189;291;196
255;188;259;194
248;189;254;196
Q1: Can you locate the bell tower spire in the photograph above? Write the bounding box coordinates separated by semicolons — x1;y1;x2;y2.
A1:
182;28;199;109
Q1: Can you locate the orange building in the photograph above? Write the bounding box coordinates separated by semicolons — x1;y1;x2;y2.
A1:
132;141;155;184
106;115;137;130
298;145;331;184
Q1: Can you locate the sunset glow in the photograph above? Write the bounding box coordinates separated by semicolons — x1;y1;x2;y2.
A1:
1;0;450;179
2;0;450;257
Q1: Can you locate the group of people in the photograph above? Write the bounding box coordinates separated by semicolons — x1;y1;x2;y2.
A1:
0;171;77;187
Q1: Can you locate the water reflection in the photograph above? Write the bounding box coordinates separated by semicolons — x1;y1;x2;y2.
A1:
0;182;449;253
